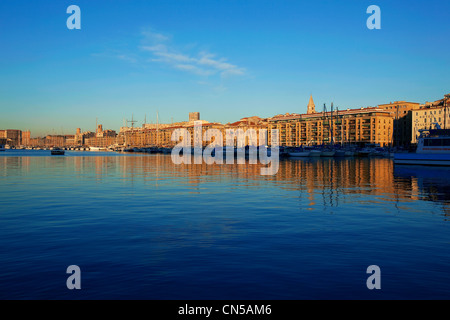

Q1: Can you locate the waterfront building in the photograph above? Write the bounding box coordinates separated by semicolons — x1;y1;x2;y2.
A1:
189;112;200;122
118;113;212;147
268;98;394;147
222;116;269;146
43;135;64;147
85;125;117;148
22;131;31;146
0;129;22;147
64;135;75;146
378;101;421;147
75;128;83;145
411;94;450;144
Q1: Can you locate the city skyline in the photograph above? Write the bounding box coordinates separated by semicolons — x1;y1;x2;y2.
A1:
1;92;448;140
1;0;449;136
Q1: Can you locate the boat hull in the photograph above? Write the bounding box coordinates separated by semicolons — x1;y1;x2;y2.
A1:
321;151;336;157
288;152;310;157
309;151;322;157
344;151;354;157
394;153;450;166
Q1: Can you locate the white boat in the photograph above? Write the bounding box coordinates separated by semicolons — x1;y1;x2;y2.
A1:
0;144;5;151
89;147;105;151
394;128;450;166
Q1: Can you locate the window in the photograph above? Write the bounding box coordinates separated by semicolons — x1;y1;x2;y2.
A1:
430;139;442;147
425;139;450;147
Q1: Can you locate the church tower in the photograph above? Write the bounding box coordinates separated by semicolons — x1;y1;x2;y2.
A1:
307;95;316;114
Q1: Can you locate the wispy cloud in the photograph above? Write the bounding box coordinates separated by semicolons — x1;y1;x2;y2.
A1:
138;29;246;78
116;54;138;63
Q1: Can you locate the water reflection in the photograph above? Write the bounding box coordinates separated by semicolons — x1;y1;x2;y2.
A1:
394;165;450;217
2;152;450;299
2;153;450;216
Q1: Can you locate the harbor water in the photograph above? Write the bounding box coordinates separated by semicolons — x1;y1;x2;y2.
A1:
1;150;450;299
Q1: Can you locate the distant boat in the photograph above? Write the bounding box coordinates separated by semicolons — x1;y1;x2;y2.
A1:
0;144;5;151
394;128;450;166
309;149;322;157
345;150;355;157
372;147;386;157
287;147;310;157
89;147;105;151
51;148;65;155
356;148;372;157
335;150;346;157
320;150;336;157
288;151;310;157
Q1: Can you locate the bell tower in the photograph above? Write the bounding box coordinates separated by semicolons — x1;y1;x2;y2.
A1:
307;95;316;114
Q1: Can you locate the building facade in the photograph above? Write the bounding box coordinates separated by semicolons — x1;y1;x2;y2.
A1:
268;104;394;147
0;129;22;147
189;112;200;122
22;131;31;146
411;94;450;144
378;101;421;147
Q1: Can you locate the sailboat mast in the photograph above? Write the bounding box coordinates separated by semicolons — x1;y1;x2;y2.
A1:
156;111;159;146
331;102;334;146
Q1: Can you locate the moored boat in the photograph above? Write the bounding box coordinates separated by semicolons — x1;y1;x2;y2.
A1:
51;148;65;155
394;128;450;166
335;150;346;157
356;148;372;157
344;150;355;157
89;147;105;151
309;149;322;157
286;147;310;157
320;150;336;157
0;144;5;151
288;151;311;157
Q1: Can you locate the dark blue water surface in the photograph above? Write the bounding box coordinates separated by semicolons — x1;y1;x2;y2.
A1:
1;150;450;299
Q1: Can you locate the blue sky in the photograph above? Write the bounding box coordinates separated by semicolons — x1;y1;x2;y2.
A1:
0;0;449;136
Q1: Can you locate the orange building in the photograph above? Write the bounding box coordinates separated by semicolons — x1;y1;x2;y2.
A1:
0;129;22;147
22;131;31;146
378;101;421;147
268;98;394;147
